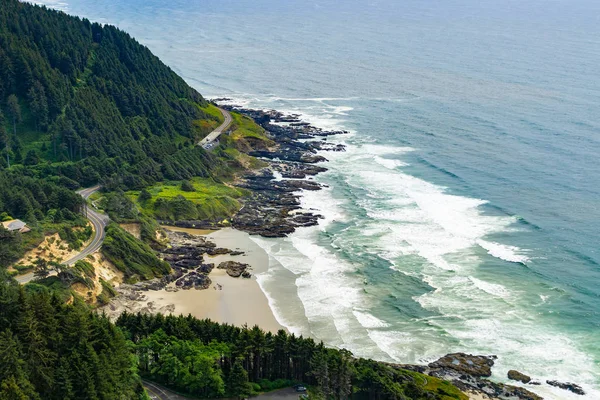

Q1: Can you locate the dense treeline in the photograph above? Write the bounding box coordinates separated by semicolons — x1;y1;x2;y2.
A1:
102;223;171;280
0;0;237;192
0;273;145;399
0;168;83;223
0;168;86;267
117;313;466;400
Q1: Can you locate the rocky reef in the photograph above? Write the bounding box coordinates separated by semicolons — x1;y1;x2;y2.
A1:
115;231;248;293
215;101;347;237
546;380;585;396
428;352;495;377
398;353;543;400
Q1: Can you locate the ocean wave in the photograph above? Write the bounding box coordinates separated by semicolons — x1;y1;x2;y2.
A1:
468;276;512;298
373;155;408;169
477;239;530;264
353;310;391;329
226;97;600;397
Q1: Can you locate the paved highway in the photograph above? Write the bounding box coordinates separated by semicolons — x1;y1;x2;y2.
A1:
15;185;108;284
198;107;232;149
143;381;302;400
16;107;231;285
143;380;189;400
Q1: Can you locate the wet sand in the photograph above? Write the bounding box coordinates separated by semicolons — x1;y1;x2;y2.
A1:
144;227;284;333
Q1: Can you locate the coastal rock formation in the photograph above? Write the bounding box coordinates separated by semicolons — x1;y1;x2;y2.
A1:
232;170;323;237
160;231;236;268
386;359;542;400
271;161;327;179
197;263;214;274
175;271;211;290
508;370;531;384
428;353;496;377
217;103;345;238
546;380;585;395
452;379;543;400
217;261;250;278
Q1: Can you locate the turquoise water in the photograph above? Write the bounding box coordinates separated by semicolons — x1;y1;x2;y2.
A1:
39;0;600;397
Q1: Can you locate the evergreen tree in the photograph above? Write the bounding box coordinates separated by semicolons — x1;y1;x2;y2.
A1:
51;360;74;400
33;259;49;279
0;375;37;400
138;189;152;203
180;180;195;192
27;81;49;131
23;150;39;166
227;359;251;400
6;95;20;136
0;111;8;168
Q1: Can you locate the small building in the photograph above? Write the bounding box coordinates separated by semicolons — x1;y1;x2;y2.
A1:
2;219;30;233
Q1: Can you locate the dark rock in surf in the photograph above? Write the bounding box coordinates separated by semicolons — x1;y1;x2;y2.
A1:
546;380;585;395
508;370;531;384
428;353;496;377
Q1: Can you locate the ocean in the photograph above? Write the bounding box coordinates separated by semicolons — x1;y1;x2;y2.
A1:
35;0;600;397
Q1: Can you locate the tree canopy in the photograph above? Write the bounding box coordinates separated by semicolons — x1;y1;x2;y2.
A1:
0;273;145;399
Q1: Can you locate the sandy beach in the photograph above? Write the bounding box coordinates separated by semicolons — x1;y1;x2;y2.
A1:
135;227;284;333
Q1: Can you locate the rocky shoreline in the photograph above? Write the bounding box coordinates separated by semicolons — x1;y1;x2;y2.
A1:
209;102;591;400
115;230;249;293
106;103;586;400
226;103;347;237
161;100;347;237
395;352;586;399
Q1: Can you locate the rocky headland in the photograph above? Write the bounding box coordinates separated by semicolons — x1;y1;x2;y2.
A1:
164;100;347;237
225;103;347;237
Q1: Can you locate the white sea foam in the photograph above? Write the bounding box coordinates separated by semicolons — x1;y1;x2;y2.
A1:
265;96;359;102
477;239;531;264
334;143;530;276
373;155;408;169
228;97;600;398
220;94;355;132
298;185;347;226
366;330;415;362
468;276;512;298
353;310;391;329
271;170;284;181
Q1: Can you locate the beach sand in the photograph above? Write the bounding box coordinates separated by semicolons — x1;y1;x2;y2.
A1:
142;227;284;333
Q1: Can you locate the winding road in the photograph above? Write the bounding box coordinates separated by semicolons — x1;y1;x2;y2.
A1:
198;107;232;150
16;111;233;285
15;185;108;284
143;381;189;400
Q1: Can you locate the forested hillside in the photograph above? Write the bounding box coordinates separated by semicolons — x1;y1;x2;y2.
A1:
0;0;236;192
0;271;146;399
0;0;244;267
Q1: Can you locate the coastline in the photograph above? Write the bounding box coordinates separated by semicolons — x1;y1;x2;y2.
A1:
106;227;284;333
103;103;551;399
